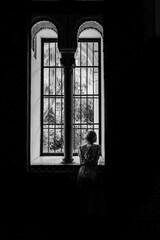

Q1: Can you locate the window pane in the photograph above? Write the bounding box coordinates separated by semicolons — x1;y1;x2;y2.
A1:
81;98;87;123
49;128;55;153
81;68;86;94
42;40;64;155
49;128;63;153
44;43;49;66
50;43;55;66
74;98;81;123
74;68;80;94
88;98;94;123
62;99;64;124
81;128;88;144
43;98;49;124
50;68;55;95
94;68;99;94
94;42;99;66
49;98;56;124
75;43;80;66
94;129;99;144
61;69;64;95
88;68;93;94
56;98;62;123
44;68;49;95
81;42;87;66
56;43;61;66
43;128;49;153
94;98;99;124
74;128;80;152
56;68;62;95
88;43;93;66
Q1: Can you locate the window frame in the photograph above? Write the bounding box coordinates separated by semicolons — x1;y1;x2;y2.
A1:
73;38;101;156
40;38;64;157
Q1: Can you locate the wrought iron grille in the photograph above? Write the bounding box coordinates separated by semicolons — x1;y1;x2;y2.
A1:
41;38;101;156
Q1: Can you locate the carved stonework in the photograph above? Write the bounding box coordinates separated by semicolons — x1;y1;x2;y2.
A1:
60;52;75;70
31;20;58;58
77;20;103;39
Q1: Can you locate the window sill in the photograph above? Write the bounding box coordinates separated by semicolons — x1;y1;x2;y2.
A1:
31;156;80;165
28;156;105;172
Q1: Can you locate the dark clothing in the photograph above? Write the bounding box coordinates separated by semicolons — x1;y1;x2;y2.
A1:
77;143;101;182
77;143;102;214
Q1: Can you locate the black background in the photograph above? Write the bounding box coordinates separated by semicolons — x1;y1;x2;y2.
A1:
1;0;160;239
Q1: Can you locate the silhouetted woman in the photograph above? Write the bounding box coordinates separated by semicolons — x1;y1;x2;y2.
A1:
77;130;102;215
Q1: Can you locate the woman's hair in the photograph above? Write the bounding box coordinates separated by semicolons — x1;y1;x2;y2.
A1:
85;130;97;144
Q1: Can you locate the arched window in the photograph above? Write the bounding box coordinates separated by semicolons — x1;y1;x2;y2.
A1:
73;21;105;160
29;20;105;166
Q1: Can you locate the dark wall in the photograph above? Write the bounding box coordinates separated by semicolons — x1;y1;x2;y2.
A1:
1;1;160;239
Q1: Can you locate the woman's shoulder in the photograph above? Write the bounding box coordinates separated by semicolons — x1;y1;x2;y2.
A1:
79;144;88;150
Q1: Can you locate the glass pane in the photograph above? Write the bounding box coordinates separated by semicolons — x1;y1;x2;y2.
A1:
61;99;64;124
88;98;94;124
56;43;61;66
94;129;99;144
75;68;80;94
43;128;48;153
94;42;99;66
49;128;55;153
94;68;99;94
81;128;88;144
49;98;56;124
88;43;93;66
50;68;55;95
94;98;99;124
44;43;49;66
81;42;87;66
43;98;49;124
74;98;81;123
56;129;63;153
88;68;93;94
50;43;55;66
56;68;62;95
44;68;49;95
81;98;87;123
61;128;64;152
75;42;80;66
74;128;81;152
61;69;64;95
56;98;61;123
49;128;63;153
81;68;86;94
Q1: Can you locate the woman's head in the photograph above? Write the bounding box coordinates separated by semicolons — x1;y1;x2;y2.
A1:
85;130;97;144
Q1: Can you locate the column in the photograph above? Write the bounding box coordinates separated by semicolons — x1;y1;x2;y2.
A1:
60;51;75;163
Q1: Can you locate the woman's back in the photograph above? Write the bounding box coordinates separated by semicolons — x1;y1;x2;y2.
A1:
79;143;101;167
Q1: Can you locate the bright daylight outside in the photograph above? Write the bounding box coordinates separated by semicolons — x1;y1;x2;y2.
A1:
42;40;100;156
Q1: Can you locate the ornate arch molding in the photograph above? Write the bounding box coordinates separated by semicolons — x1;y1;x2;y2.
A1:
31;20;58;58
72;20;103;50
77;20;103;39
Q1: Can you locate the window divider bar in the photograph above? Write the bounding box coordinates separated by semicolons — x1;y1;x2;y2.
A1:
48;43;50;153
80;42;82;146
93;42;94;132
86;42;88;134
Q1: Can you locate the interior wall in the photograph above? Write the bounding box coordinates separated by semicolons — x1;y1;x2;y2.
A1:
1;0;160;239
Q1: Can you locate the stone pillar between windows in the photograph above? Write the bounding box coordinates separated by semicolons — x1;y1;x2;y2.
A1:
60;51;75;164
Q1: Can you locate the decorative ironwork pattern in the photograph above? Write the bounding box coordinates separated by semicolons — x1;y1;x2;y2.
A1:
73;39;101;154
41;39;64;156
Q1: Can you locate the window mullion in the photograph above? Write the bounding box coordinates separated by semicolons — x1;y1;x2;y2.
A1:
80;42;82;146
86;42;88;133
